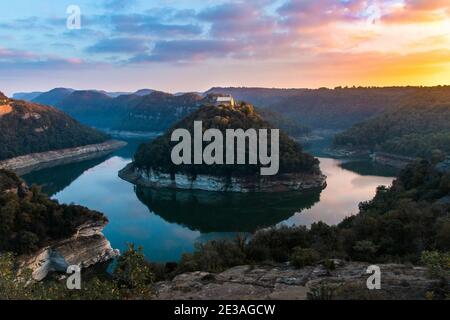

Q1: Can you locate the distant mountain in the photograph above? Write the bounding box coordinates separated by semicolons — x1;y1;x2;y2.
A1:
134;89;155;96
116;91;203;132
0;91;108;161
96;90;131;98
26;88;205;132
32;88;75;106
205;86;450;130
13;92;43;101
55;90;120;128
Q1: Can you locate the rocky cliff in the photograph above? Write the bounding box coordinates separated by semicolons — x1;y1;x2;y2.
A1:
155;261;438;300
0;140;126;175
18;219;119;281
0;169;119;281
119;163;326;193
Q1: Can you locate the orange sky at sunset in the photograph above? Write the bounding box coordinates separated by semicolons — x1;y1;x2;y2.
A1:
1;0;449;94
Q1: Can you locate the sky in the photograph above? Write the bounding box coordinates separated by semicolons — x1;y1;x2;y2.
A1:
0;0;449;95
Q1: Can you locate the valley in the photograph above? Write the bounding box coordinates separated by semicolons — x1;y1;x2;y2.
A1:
23;136;396;262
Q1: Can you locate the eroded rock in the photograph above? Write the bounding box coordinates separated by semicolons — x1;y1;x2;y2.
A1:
154;262;439;300
18;220;119;281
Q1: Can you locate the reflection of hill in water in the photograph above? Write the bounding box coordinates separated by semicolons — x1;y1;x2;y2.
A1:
112;138;150;159
22;156;108;196
135;187;322;233
339;160;398;177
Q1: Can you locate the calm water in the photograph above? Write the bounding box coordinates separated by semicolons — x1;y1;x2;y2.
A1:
23;138;396;262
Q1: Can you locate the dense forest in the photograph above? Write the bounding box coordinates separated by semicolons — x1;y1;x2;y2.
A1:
0;93;109;161
207;86;450;129
0;169;106;254
333;102;450;158
133;102;320;177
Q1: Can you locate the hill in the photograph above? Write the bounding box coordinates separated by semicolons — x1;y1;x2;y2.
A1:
129;102;321;185
0;169;106;254
26;89;203;131
56;90;119;128
115;91;203;132
25;88;314;137
333;101;450;158
32;88;74;106
12;92;43;101
206;86;450;129
0;91;109;161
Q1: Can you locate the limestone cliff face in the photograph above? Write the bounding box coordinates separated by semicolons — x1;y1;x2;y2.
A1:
155;262;438;300
18;220;119;281
119;163;326;193
0;140;126;175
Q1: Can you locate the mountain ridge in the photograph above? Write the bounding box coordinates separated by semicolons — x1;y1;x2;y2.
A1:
0;92;110;161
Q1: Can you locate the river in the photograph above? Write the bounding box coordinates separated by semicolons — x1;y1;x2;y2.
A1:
22;137;397;262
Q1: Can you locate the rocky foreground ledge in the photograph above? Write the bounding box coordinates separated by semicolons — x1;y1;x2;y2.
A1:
18;219;119;281
155;262;437;300
0;140;127;175
119;164;327;193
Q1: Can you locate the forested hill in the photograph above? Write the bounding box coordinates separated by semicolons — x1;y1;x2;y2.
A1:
333;102;450;158
206;86;450;129
115;91;203;132
133;102;320;177
0;92;108;161
29;89;204;130
23;89;308;136
0;169;106;254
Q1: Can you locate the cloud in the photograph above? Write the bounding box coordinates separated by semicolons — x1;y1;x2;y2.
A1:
103;0;138;10
0;47;88;71
382;0;449;24
130;39;241;63
109;13;203;37
87;37;149;54
198;2;278;39
1;0;449;91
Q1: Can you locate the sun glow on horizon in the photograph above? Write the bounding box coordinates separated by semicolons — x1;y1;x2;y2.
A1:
0;0;449;93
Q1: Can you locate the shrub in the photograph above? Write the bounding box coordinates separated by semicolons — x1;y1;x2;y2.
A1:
290;247;320;268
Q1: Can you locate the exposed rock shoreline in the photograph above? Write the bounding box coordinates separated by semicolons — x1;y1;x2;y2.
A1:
0;140;127;175
119;163;327;193
371;152;419;169
155;262;438;300
326;147;418;169
18;219;119;281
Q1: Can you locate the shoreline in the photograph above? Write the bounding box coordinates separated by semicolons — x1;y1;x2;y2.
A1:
119;163;327;193
0;140;127;175
326;147;419;169
18;219;119;281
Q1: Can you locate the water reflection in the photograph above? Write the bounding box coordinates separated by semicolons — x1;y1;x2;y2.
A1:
281;158;395;227
22;156;109;196
339;160;399;177
135;186;322;233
